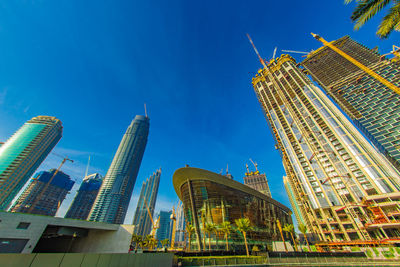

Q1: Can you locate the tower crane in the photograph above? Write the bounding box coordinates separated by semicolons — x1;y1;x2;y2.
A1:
170;206;177;249
281;49;310;57
143;199;159;237
27;154;73;213
247;34;268;69
311;33;400;96
249;158;259;174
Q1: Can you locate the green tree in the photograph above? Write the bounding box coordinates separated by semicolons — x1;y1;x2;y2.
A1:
345;0;400;38
298;224;311;252
219;221;233;251
143;235;152;250
131;234;142;253
283;224;298;252
205;223;217;251
235;218;253;257
186;224;196;252
161;239;169;250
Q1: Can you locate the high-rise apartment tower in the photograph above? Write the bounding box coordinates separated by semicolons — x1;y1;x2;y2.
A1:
65;173;103;220
89;115;149;224
10;169;74;216
243;163;271;197
174;201;186;246
156;210;173;243
132;169;161;236
0;116;62;210
302;36;400;172
252;54;400;242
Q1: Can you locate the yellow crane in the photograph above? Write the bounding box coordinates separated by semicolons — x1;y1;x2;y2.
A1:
27;155;73;213
311;33;400;96
170;206;177;249
143;199;159;237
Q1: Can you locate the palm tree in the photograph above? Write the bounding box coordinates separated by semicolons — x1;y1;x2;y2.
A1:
161;239;169;250
205;223;217;251
143;235;152;250
298;224;311;252
276;219;288;252
345;0;400;38
186;224;195;252
283;224;298;252
131;234;142;253
219;221;232;251
235;218;253;257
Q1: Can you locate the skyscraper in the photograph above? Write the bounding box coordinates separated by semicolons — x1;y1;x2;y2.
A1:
252;54;400;242
243;163;271;197
174;201;186;246
301;36;400;172
156;210;173;243
0;116;62;210
132;169;161;236
89;115;150;224
65;173;103;220
10;169;74;216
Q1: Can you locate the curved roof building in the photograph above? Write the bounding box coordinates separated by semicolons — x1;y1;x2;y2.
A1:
173;167;292;251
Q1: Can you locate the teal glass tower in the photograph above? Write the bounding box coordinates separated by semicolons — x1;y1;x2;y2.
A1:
132;169;161;236
0;116;62;210
89;115;150;224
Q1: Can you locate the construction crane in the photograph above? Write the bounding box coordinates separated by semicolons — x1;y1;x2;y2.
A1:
380;45;400;62
143;199;159;237
170;206;177;249
247;33;268;69
281;49;310;57
249;158;259;174
27;155;73;213
311;33;400;96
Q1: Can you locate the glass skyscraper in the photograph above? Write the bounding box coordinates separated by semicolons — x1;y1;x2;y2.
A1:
252;55;400;242
0;116;62;210
10;169;74;216
89;115;150;224
156;210;173;243
132;169;161;236
302;36;400;172
65;173;103;220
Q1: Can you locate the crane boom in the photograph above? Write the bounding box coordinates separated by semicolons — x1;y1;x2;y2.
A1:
281;49;309;54
311;33;400;96
249;158;258;172
246;34;268;69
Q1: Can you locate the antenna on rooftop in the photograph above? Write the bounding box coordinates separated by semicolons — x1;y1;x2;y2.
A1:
246;33;268;69
85;156;91;178
144;103;148;118
226;164;229;175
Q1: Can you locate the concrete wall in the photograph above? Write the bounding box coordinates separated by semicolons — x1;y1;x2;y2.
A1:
72;225;134;253
0;253;174;267
0;212;131;253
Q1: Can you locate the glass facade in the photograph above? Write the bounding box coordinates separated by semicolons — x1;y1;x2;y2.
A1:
65;173;103;220
0;116;62;210
252;55;400;242
132;169;161;236
302;36;400;173
89;115;149;224
173;167;292;251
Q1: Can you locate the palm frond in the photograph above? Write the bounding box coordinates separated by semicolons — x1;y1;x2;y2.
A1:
377;1;400;38
351;0;391;30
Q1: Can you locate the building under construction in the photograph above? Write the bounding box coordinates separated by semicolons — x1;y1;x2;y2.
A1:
243;161;271;197
302;36;400;174
251;51;400;245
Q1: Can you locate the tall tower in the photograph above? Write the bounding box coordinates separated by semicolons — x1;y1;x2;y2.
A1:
156;210;173;243
243;162;271;197
0;116;62;210
10;169;74;216
65;173;103;220
251;54;400;242
174;201;186;246
89;115;149;224
132;169;161;236
301;36;400;172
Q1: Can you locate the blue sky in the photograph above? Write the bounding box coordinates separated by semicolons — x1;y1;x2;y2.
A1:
0;1;397;224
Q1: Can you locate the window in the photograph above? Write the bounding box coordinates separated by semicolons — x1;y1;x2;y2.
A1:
16;222;30;229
